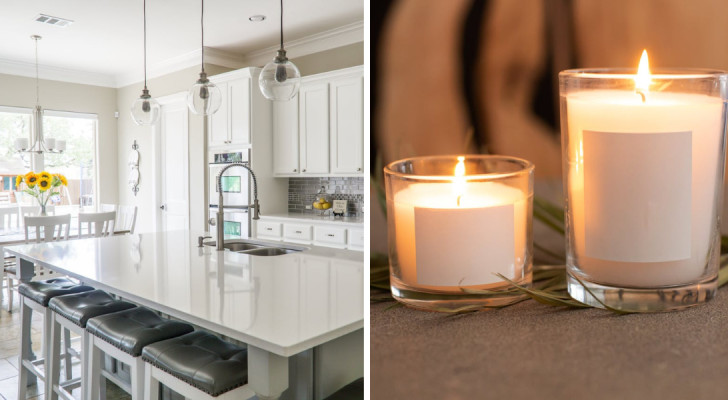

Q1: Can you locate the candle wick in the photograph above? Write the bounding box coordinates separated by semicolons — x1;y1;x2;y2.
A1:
457;195;462;207
635;89;647;103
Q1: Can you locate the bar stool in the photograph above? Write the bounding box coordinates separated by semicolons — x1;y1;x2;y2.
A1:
47;290;137;400
17;278;94;400
141;331;255;400
86;307;194;399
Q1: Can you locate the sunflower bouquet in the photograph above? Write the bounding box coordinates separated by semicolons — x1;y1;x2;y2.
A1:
15;171;68;215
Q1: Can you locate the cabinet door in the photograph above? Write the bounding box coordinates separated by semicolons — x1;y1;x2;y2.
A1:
209;81;229;147
273;96;300;174
228;78;251;145
330;76;363;174
299;82;330;174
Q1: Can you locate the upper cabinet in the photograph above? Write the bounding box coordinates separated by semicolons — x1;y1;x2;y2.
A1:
209;70;254;148
273;66;364;177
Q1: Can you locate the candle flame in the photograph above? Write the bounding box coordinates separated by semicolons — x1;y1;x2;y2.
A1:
634;49;651;95
453;156;465;206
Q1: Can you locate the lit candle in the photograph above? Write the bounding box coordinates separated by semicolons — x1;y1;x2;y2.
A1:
388;156;531;292
563;51;725;287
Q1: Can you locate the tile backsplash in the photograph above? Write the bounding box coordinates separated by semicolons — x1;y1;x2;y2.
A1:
288;177;364;216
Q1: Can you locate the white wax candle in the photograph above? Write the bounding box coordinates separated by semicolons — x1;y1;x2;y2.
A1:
566;90;723;286
393;181;528;290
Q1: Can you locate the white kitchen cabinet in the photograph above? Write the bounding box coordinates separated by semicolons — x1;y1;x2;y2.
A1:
228;77;251;145
314;226;348;249
299;82;330;174
256;220;282;240
257;216;363;251
272;66;364;177
330;76;364;174
209;82;229;147
209;72;253;148
273;99;300;174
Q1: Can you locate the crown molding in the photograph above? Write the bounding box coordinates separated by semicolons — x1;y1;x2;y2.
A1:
0;58;117;88
0;20;363;89
114;47;247;88
243;21;364;67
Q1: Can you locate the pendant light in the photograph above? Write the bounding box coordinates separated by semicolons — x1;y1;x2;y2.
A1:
259;0;301;101
15;35;64;154
130;0;160;126
187;0;221;115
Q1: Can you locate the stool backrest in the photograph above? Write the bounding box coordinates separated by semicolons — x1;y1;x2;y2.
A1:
78;211;116;238
0;206;20;230
115;205;138;234
24;214;71;243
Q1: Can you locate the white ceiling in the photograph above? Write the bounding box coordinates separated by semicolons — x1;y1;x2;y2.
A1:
0;0;363;87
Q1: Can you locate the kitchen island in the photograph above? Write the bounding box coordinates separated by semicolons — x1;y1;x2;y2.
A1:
5;230;364;399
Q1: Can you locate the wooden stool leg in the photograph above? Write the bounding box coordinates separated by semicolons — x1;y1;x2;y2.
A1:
17;298;31;400
143;363;160;400
48;315;62;400
132;357;145;399
63;327;72;380
88;337;103;400
7;278;14;312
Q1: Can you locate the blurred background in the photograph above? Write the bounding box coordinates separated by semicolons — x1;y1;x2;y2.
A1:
371;0;728;255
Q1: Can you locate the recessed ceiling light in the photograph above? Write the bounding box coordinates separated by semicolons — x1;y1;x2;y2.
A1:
249;15;266;22
34;14;73;28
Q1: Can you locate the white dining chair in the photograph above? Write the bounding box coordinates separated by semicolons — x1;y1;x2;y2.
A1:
114;205;138;234
4;214;71;312
78;211;116;238
0;206;21;230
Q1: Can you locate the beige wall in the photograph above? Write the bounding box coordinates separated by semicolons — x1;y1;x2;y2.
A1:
0;73;118;205
116;64;232;233
290;42;365;76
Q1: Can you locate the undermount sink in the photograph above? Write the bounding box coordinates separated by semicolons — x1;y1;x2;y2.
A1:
203;239;303;256
239;247;301;256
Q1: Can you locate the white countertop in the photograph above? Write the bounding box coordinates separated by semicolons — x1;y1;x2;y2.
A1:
4;230;364;357
261;212;364;226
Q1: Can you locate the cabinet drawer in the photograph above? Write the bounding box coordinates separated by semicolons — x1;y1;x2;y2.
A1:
348;228;364;248
315;226;347;246
284;223;313;241
257;221;282;238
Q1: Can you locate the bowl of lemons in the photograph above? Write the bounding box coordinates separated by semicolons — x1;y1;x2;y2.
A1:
313;186;332;215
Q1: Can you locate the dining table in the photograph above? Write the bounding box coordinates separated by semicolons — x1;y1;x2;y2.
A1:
4;230;365;399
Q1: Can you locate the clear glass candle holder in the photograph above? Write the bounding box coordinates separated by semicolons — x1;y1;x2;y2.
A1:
384;155;534;312
559;68;728;312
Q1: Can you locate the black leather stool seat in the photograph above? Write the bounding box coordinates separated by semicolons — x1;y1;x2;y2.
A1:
325;378;364;400
48;290;137;328
18;278;94;307
86;307;194;357
142;331;248;397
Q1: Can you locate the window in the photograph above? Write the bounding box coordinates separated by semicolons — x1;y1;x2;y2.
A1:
0;107;97;207
42;111;98;207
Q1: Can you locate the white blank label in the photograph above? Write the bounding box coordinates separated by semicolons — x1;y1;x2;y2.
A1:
583;130;692;262
414;205;515;286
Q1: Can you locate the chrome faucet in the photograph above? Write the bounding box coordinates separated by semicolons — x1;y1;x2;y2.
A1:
216;162;260;251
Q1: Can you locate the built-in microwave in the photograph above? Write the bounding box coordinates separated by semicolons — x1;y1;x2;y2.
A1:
209;150;251;209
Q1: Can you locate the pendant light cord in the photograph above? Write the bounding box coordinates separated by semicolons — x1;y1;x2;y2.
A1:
143;0;148;90
34;37;40;106
280;0;284;50
201;0;205;73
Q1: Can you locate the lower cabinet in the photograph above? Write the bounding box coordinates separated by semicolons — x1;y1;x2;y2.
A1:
255;218;362;251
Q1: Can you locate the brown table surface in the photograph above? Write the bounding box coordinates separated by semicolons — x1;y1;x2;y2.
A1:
372;286;728;400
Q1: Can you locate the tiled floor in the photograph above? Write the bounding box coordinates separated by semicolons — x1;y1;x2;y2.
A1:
0;289;131;400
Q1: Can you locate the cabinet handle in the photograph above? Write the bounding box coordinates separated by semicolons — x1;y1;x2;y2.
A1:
266;228;272;231
302;169;307;172
327;234;335;237
357;167;361;171
295;231;302;234
293;169;297;172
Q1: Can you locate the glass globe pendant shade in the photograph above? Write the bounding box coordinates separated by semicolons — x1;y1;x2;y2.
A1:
259;50;301;101
131;89;161;126
187;72;222;115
